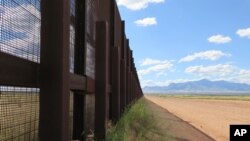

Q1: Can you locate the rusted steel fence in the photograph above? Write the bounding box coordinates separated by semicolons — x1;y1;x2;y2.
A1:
0;0;143;140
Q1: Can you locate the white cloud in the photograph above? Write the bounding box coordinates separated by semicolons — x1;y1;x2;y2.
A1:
138;58;173;76
134;17;157;27
140;80;154;87
179;50;231;63
141;66;250;87
138;63;173;76
156;72;168;77
214;69;250;85
117;0;164;10
140;65;250;87
140;58;171;66
208;35;232;44
141;79;169;87
238;70;250;84
184;64;250;85
236;28;250;38
185;64;235;77
141;78;200;87
239;69;250;77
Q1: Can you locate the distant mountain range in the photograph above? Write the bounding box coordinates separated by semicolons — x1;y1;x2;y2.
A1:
143;79;250;93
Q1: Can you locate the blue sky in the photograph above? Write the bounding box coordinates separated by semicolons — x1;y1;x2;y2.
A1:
1;0;249;88
116;0;250;87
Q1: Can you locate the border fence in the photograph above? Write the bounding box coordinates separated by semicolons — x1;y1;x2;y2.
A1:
0;0;143;141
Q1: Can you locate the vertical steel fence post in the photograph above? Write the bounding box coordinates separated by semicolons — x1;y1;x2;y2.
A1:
120;21;126;113
111;46;121;122
95;21;109;139
40;0;70;140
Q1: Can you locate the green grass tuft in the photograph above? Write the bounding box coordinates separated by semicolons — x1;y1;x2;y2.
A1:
106;98;168;141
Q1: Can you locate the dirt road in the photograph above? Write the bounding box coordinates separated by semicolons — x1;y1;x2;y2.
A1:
146;95;250;141
145;99;214;141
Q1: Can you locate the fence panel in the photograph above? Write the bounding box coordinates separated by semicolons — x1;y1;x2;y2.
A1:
0;0;41;62
0;86;39;141
0;0;41;140
0;0;143;141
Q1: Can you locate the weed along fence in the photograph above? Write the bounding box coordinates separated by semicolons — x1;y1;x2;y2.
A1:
0;0;143;141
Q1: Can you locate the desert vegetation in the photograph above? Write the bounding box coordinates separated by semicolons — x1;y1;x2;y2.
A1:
106;98;168;141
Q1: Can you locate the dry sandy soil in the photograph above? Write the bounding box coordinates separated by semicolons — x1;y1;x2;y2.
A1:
146;95;250;141
145;99;214;141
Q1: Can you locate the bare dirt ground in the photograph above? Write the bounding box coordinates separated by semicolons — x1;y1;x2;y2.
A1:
145;95;250;141
145;99;214;141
